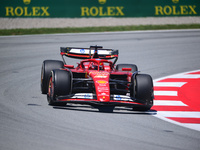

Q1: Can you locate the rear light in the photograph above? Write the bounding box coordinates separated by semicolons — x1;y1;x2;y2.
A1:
122;68;132;71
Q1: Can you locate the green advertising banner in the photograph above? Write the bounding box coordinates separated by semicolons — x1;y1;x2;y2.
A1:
1;0;199;18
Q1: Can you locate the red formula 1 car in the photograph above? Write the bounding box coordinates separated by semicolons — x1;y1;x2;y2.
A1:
41;46;154;112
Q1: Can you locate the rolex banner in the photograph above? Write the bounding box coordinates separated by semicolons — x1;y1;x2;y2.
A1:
1;0;199;18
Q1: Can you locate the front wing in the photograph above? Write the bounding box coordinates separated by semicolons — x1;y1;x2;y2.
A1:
55;93;147;107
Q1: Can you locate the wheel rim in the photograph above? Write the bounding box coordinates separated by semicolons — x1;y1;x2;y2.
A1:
41;65;44;91
48;77;54;101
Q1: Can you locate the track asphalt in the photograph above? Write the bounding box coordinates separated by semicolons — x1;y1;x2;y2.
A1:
0;30;200;150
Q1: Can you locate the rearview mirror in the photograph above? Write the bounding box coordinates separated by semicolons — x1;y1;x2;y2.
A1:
64;65;74;68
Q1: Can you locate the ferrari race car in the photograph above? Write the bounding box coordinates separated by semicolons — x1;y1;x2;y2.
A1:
41;46;154;111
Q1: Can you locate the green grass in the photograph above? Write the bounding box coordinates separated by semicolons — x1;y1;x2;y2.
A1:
0;24;200;35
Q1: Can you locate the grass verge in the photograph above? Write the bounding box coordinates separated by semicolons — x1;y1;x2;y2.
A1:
0;24;200;35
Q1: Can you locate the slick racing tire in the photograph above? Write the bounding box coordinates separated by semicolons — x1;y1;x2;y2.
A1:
41;60;64;94
116;64;138;73
47;69;72;106
132;74;154;111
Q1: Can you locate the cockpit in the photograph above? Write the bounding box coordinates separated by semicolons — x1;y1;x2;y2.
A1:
81;59;112;71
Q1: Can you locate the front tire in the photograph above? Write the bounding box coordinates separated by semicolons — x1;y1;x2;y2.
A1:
41;60;64;94
132;74;154;111
47;69;72;106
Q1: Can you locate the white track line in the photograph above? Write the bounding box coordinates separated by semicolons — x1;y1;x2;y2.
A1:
153;69;200;82
154;82;186;87
154;100;187;106
184;124;200;131
157;112;200;118
168;74;200;79
154;91;178;96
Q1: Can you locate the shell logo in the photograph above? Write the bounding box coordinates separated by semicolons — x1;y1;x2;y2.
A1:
98;0;106;5
172;0;179;3
23;0;31;5
96;80;107;84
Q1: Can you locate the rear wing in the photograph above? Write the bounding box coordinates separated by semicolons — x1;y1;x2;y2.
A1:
60;46;119;60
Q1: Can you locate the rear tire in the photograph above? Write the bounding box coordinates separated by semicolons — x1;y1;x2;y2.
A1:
116;64;138;73
132;74;154;111
47;69;72;106
41;60;64;94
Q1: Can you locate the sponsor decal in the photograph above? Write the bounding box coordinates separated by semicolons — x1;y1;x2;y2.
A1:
80;49;85;54
23;0;31;5
97;86;109;92
115;95;122;100
97;93;109;97
155;0;197;16
5;0;50;17
71;93;93;99
90;71;109;78
1;0;199;18
80;0;124;17
96;80;108;86
99;0;107;5
94;75;107;78
84;94;91;98
96;80;107;84
172;0;179;4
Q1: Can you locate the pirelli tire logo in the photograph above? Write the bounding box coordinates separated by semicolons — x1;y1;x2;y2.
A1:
81;0;124;17
155;0;197;16
5;0;50;17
